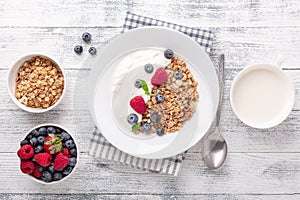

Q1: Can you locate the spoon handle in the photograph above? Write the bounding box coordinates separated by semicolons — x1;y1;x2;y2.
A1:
215;54;225;127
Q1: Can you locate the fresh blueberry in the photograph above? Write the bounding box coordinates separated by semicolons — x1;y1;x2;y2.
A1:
69;157;77;167
41;171;52;182
82;32;92;43
55;128;62;134
47;127;56;134
26;134;33;141
31;129;39;137
164;49;174;59
62;166;73;176
144;64;154;73
38;166;45;172
155;94;165;103
37;136;45;145
53;172;63;181
34;145;44;154
156;127;164;136
150;113;160;123
30;137;38;147
88;47;97;55
127;113;138;124
69;148;77;157
47;164;55;174
134;79;142;88
65;140;75;149
74;45;83;54
174;70;183;79
20;139;29;146
61;132;71;141
141;122;151;133
38;127;48;136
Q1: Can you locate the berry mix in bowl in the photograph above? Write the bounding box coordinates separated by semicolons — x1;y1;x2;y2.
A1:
17;124;78;184
128;49;199;136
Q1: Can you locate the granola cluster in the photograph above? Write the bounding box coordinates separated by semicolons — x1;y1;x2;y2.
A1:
15;56;64;109
141;56;199;134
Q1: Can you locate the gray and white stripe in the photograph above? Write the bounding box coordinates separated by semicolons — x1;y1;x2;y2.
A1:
89;11;214;176
122;11;215;53
89;127;186;176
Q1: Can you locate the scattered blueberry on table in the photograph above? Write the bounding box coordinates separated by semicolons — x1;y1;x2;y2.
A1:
74;45;83;54
82;32;92;43
74;32;97;55
88;47;97;55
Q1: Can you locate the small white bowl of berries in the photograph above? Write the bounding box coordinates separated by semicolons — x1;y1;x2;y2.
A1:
17;124;78;184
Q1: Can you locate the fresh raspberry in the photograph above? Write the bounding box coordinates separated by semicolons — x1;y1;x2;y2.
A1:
151;68;168;86
54;153;70;171
62;148;71;158
17;144;34;159
34;153;52;167
130;96;147;114
20;160;35;174
32;164;41;178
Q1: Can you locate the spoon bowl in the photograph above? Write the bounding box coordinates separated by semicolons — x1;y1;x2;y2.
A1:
202;127;227;169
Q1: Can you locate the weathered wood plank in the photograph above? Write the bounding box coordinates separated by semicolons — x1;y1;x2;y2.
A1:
2;153;300;194
0;0;299;27
0;26;299;70
0;194;299;200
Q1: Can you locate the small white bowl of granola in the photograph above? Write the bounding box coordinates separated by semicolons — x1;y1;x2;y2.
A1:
7;53;66;113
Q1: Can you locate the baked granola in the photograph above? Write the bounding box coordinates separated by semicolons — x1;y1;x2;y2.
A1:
15;56;64;109
141;56;199;134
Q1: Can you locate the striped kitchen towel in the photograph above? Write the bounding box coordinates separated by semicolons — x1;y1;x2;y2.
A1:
89;11;215;176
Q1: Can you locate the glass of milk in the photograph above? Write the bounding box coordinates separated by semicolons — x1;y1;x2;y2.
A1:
230;55;295;129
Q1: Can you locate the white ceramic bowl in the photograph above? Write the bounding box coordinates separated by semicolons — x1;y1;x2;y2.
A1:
7;53;66;113
19;123;79;184
230;55;295;129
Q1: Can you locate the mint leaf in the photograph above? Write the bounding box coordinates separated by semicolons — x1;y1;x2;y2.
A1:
141;80;150;96
131;122;141;131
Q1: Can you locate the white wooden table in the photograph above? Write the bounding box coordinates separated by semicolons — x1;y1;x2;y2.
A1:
1;1;300;199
